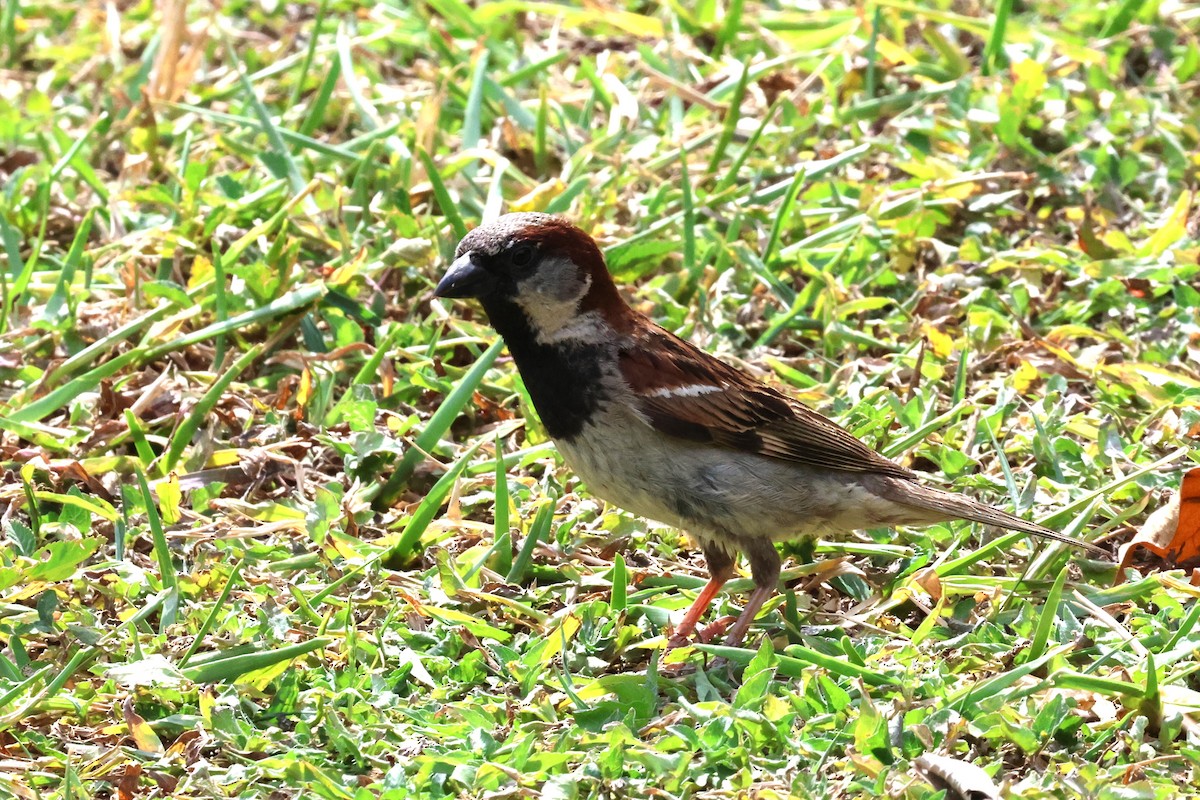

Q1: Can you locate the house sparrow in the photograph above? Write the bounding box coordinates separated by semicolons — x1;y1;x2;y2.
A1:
435;213;1098;647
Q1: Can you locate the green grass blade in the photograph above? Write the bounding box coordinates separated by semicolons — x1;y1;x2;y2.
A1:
40;207;94;327
8;284;324;423
178;560;244;668
983;0;1013;75
374;338;502;508
705;61;750;177
226;35;307;196
181;638;331;684
508;500;554;585
417;149;469;242
386;439;484;564
287;0;331;110
123;409;157;468
1100;0;1145;37
700;643;899;687
135;468;179;597
611;553;627;612
161;343;265;474
1024;564;1068;664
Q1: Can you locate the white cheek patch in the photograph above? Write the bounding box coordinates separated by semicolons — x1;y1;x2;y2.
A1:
524;256;588;301
514;257;597;342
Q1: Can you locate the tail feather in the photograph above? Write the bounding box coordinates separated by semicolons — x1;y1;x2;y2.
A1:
874;476;1104;555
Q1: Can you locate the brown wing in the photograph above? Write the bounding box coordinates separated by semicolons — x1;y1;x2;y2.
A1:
618;325;914;479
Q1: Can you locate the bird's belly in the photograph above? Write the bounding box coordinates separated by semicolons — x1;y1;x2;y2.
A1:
554;411;920;543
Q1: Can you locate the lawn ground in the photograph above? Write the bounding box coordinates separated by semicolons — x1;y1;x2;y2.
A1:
2;0;1200;797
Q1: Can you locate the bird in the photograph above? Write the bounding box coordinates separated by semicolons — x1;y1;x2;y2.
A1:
434;212;1100;648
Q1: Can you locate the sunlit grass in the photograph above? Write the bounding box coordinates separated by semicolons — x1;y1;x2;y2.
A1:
1;0;1199;797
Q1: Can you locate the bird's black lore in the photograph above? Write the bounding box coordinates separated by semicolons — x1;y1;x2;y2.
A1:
479;296;607;441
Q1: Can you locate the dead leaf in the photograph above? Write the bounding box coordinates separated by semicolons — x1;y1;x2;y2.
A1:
473;391;516;424
800;556;864;590
149;0;207;102
914;568;943;602
147;769;180;794
0;149;38;174
117;763;142;800
915;754;1002;800
758;71;797;105
121;697;164;753
1121;277;1152;298
1116;469;1200;583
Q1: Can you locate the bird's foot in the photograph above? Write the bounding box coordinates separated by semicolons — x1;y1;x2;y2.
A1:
698;615;738;643
665;633;693;651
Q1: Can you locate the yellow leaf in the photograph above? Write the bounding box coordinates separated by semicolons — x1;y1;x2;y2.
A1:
921;322;955;359
206;448;243;467
296;366;312;410
188;255;213;290
1174;247;1199;264
199;686;216;724
145;315;186;343
1101;362;1200;401
326;534;367;561
474;2;663;38
30;491;119;523
237;659;296;692
224;502;306;522
874;37;917;66
510;179;566;213
1011;58;1047;99
157;473;182;525
1012;360;1040;393
122;697;164;753
574;3;663;37
1045;324;1111;343
538;614;582;662
327;247;369;287
423;606;512;641
1139;190;1193;257
894;157;959;182
1101;229;1135;253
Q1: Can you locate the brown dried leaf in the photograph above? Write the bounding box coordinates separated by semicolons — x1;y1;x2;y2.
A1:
914;567;943;602
117;763;142;800
0;149;38;174
1116;468;1200;583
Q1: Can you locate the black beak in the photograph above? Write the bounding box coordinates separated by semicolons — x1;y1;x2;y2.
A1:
435;252;496;299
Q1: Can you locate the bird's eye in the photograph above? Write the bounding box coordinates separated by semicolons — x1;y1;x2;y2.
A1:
509;244;536;268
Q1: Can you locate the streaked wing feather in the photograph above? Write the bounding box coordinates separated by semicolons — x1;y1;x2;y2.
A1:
618;327;914;478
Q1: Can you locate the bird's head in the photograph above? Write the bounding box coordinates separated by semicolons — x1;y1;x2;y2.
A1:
435;213;631;338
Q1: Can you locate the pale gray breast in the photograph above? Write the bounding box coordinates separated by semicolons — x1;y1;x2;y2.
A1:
555;403;945;543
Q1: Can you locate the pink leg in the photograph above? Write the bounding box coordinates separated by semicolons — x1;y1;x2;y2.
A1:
723;539;783;647
668;544;736;648
669;575;731;646
722;584;778;647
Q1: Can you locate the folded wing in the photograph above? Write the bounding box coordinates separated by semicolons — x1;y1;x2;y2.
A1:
618;325;914;479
